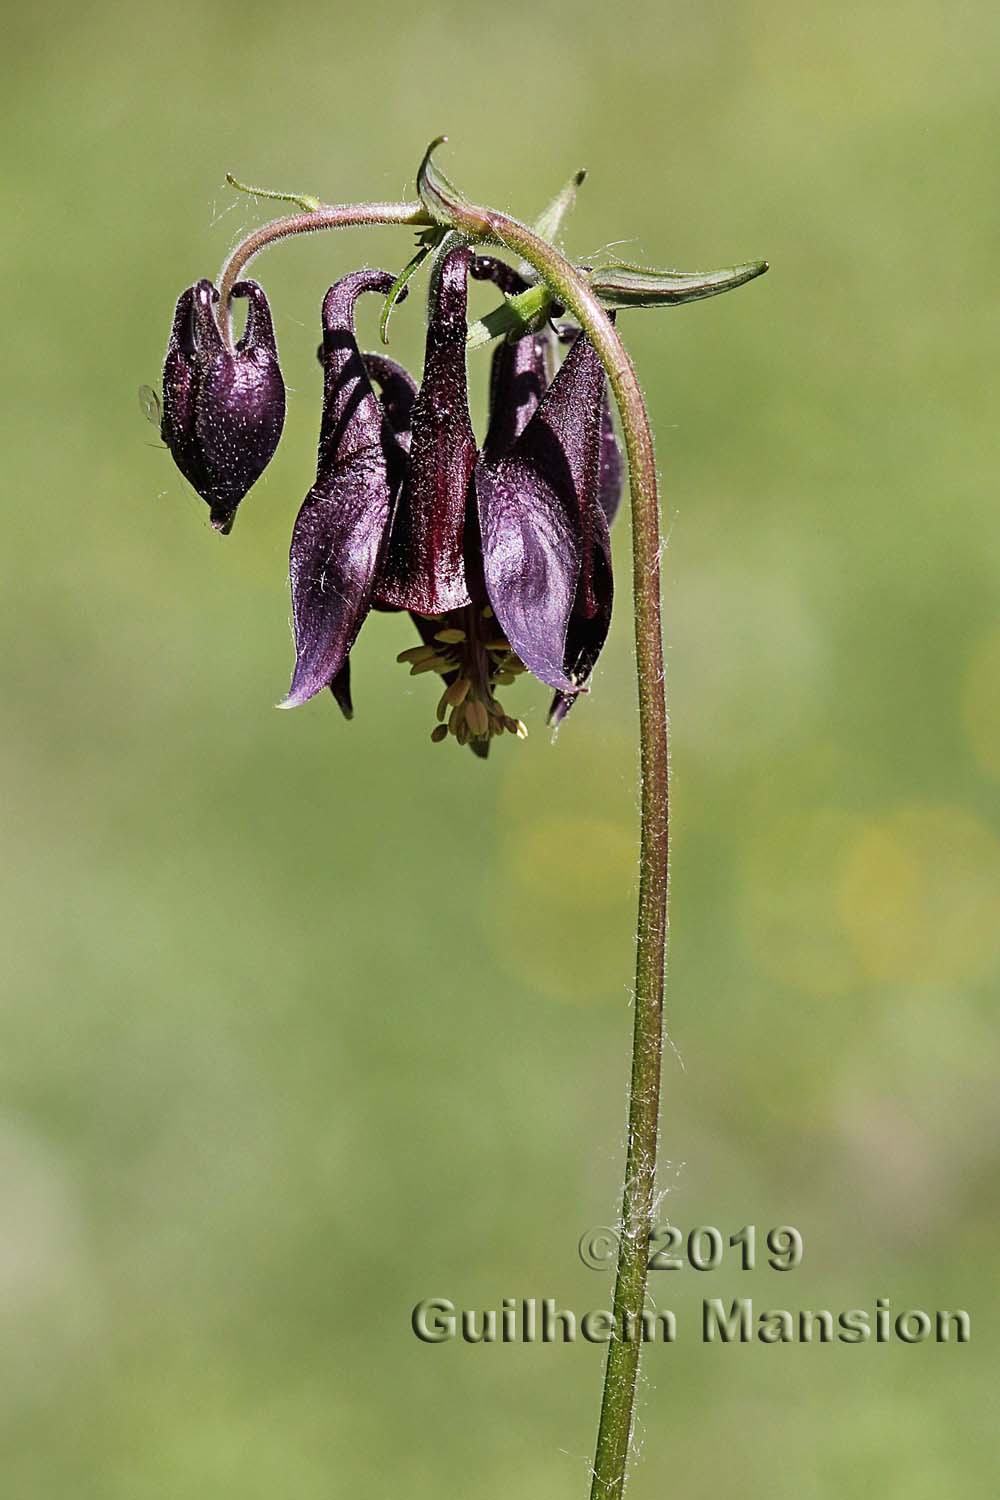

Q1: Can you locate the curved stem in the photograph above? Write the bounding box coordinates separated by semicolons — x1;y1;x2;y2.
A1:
214;200;434;349
438;200;667;1498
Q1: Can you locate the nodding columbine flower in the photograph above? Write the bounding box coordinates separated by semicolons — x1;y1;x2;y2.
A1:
285;246;622;755
161;278;285;534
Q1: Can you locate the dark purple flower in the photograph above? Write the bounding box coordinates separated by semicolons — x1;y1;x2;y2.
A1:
285;269;406;710
161;278;285;534
286;246;621;753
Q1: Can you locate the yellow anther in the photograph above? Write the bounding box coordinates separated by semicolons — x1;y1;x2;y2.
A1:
397;644;436;664
430;723;448;743
410;655;452;675
482;605;494;618
434;627;466;644
465;698;489;737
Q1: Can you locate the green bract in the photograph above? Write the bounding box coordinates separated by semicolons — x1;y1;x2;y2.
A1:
588;258;769;308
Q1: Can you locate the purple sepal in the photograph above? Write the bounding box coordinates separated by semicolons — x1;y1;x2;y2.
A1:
478;326;616;696
329;659;353;719
548;504;612;725
363;352;418;448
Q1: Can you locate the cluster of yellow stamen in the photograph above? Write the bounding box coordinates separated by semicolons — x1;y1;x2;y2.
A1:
395;605;529;750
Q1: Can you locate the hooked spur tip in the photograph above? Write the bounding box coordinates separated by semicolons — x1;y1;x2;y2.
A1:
210;507;237;536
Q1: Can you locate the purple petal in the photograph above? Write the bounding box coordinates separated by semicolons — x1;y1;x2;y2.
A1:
471;256;552;456
485;328;551;458
556;322;622;525
161;285;202;492
285;270;403;709
375;246;476;615
363;352;417;446
317;271;402;466
234;279;277;354
469;254;528;298
538;331;615;632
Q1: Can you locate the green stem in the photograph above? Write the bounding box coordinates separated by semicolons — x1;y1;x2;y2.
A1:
427;194;667;1499
214;199;434;349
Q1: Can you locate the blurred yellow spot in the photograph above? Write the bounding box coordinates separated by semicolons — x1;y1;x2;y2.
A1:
961;627;1000;778
839;805;1000;986
507;815;635;909
483;814;635;1002
739;810;866;997
497;725;634;828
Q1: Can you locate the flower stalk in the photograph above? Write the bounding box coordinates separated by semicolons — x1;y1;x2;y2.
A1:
214;199;434;349
172;144;766;1496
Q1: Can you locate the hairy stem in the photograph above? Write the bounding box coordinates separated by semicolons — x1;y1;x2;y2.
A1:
214;200;434;349
433;196;667;1498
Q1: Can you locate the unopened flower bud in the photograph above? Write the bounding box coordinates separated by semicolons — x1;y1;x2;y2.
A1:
161;278;285;533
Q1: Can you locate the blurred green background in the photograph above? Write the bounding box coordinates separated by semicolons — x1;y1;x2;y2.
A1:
3;0;997;1494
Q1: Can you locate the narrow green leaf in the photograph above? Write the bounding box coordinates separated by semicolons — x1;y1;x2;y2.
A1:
533;169;586;246
589;259;768;308
379;230;442;345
